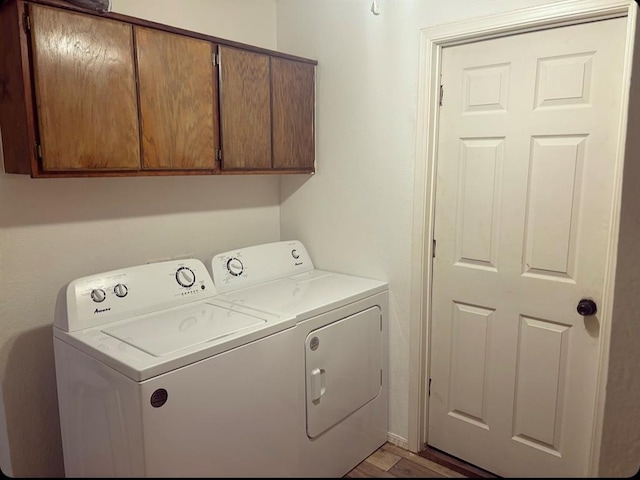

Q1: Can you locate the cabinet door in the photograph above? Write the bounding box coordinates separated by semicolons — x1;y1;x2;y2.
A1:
135;27;218;170
271;57;315;170
219;46;271;170
30;4;140;171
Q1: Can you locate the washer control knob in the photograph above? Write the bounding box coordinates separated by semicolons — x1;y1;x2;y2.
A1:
175;267;196;288
227;258;244;277
90;288;106;303
291;249;300;259
113;283;128;298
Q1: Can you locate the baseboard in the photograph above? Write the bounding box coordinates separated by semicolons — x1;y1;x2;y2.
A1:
386;432;409;450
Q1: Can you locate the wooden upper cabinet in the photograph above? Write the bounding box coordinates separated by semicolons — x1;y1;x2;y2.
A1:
135;27;218;170
30;4;140;171
0;0;316;177
218;46;272;170
218;46;316;172
271;57;315;170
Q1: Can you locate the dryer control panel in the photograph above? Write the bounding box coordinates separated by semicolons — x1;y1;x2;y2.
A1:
211;240;314;293
55;259;216;332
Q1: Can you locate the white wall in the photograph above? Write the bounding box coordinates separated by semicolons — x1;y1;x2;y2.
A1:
0;0;277;477
275;0;585;449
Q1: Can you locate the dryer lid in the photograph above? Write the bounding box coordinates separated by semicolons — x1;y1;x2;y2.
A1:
101;302;266;357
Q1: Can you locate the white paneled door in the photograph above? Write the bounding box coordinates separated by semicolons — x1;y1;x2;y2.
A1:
429;17;627;478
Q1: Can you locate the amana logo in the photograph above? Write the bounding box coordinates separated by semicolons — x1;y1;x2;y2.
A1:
94;307;111;314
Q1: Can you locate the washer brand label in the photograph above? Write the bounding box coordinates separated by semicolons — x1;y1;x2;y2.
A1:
94;307;111;314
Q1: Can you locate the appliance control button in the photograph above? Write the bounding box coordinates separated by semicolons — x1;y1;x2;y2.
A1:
291;249;300;259
227;258;244;277
113;283;128;298
90;288;106;303
175;267;196;288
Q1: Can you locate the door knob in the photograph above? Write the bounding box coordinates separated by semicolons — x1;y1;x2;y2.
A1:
577;298;597;316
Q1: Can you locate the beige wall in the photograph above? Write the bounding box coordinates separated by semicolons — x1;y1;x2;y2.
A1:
276;0;639;476
0;0;277;477
2;0;638;477
598;15;640;478
276;0;566;447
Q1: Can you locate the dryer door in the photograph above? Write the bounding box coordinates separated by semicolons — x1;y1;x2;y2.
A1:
305;306;382;438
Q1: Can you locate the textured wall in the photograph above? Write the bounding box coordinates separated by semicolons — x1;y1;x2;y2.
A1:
0;1;278;477
275;0;612;450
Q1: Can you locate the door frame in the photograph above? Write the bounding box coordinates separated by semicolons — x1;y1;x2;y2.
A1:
408;0;637;475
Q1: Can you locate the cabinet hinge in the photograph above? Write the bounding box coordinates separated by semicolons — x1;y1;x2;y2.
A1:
22;13;30;33
428;378;432;396
439;85;444;106
35;143;42;159
432;239;436;258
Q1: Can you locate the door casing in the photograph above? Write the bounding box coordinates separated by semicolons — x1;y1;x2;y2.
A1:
408;0;638;476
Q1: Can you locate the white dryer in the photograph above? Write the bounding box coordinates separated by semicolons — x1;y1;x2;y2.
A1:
210;240;389;478
53;258;301;477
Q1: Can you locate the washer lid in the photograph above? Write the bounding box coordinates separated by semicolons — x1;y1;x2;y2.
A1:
101;302;266;357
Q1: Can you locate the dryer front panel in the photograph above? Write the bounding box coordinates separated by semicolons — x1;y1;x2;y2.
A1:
305;306;382;438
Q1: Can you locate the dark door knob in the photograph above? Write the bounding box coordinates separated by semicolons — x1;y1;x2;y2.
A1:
577;298;597;316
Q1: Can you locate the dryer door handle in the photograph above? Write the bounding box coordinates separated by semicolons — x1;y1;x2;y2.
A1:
310;367;326;404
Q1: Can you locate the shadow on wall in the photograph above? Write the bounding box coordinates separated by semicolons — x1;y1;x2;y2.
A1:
279;173;314;203
0;170;282;228
1;326;65;477
0;127;284;230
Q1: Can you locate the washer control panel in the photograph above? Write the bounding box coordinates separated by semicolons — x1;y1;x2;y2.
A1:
58;258;216;333
211;240;314;293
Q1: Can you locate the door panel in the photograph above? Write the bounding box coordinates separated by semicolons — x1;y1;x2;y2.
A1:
429;17;627;478
135;27;217;170
30;4;140;171
305;307;382;439
218;46;271;170
271;57;315;170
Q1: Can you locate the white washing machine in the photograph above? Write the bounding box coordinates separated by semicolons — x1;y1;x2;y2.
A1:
53;258;302;477
210;240;389;478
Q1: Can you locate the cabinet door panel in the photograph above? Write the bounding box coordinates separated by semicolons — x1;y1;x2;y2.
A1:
136;27;217;170
219;46;271;170
271;58;315;170
30;4;140;171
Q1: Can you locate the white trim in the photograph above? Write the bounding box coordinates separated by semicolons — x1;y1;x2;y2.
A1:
589;3;637;475
408;1;637;476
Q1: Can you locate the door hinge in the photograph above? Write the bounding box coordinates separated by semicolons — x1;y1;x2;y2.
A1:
23;13;30;33
35;143;42;159
428;378;432;396
432;239;436;258
439;85;444;106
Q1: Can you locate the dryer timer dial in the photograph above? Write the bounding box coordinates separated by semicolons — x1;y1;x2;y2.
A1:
175;267;196;288
226;257;244;277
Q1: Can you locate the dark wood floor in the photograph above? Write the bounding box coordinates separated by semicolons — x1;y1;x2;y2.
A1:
345;442;499;478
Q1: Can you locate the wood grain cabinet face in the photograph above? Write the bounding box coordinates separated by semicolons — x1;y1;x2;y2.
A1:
219;46;316;172
219;46;272;170
271;57;315;170
30;4;140;171
135;27;218;170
